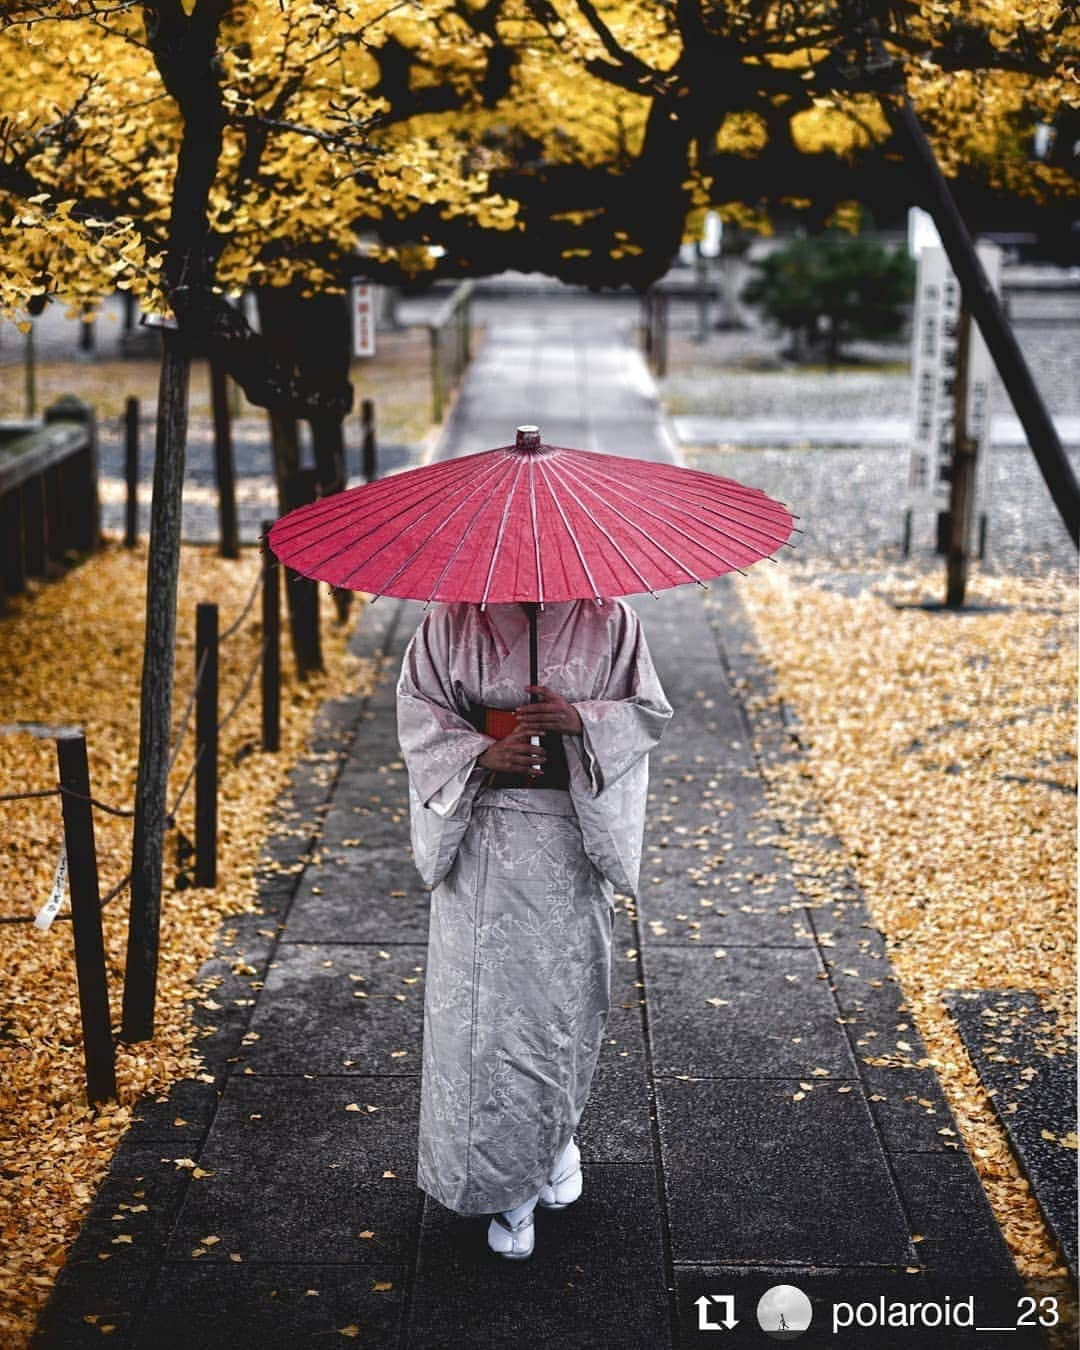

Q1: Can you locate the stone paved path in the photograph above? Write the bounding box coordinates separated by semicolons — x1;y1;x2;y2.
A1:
34;294;1059;1349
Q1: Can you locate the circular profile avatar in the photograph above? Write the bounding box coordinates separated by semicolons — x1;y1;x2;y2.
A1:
757;1284;813;1340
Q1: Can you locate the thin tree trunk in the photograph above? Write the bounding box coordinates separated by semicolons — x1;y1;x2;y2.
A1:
121;328;190;1042
301;292;353;624
210;358;239;559
257;286;325;668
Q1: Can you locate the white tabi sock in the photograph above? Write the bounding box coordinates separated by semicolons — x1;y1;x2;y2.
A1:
551;1136;576;1178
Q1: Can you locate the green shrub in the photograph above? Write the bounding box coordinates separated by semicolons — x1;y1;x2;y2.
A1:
739;232;916;366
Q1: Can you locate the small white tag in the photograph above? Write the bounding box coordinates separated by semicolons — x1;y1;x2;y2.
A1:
34;840;68;932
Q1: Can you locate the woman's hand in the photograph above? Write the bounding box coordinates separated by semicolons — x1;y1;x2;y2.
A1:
514;685;583;736
477;724;547;775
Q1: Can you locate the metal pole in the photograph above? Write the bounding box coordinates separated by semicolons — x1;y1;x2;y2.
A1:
124;397;139;549
261;521;280;753
56;731;117;1104
195;601;218;887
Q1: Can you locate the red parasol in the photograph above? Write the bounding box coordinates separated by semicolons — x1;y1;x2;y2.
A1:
267;424;799;689
269;425;797;601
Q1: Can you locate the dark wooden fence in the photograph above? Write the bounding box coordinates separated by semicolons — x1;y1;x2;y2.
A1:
0;396;100;609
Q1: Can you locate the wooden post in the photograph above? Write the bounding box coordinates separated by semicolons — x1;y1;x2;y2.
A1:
283;468;322;677
210;360;239;559
361;398;377;482
430;325;443;423
79;307;95;353
694;243;709;344
56;731;117;1105
261;520;280;753
945;306;977;608
194;602;218;887
24;323;35;419
655;290;669;378
122;327;190;1043
124;397;139;549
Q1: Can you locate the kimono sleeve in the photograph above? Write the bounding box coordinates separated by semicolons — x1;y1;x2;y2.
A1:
396;608;493;886
571;601;673;796
565;601;673;896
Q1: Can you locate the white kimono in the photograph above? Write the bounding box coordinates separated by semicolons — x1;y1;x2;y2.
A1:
396;599;672;1215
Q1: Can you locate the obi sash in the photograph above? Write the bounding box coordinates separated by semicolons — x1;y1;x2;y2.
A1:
466;701;571;791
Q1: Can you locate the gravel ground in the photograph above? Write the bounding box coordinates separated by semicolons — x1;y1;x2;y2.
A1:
685;443;1080;578
660;290;1080;423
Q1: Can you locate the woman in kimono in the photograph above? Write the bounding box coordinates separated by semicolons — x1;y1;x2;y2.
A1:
396;597;672;1260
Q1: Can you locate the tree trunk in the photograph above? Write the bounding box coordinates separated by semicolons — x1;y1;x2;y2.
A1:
300;292;353;624
256;287;325;668
121;328;190;1042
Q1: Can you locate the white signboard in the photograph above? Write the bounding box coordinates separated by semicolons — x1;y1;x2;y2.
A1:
905;242;1001;533
351;282;376;358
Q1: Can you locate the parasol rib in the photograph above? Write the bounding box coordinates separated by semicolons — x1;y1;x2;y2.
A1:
415;456;523;603
554;461;765;576
541;459;672;593
480;458;526;608
340;456;516;592
535;459;602;602
270;451;485;546
558;458;794;557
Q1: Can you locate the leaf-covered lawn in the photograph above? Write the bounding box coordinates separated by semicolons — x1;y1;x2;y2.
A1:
0;536;375;1344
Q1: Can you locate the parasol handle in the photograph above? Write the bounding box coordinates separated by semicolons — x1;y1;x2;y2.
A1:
525;602;542;771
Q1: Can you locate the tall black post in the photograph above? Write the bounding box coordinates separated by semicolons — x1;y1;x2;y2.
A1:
195;601;219;887
56;731;117;1104
261;521;281;753
124;396;139;549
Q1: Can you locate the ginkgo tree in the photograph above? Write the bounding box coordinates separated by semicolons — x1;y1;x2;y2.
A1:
1;0;1076;1047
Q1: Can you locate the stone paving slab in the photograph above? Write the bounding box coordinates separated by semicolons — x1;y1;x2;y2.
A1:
405;1164;671;1350
162;1076;422;1264
656;1077;912;1267
236;942;426;1075
644;946;859;1080
132;1264;408;1349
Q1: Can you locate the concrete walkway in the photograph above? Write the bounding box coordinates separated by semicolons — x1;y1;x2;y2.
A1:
35;294;1056;1349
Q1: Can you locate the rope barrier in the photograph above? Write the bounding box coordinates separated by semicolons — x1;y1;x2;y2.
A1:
168;645;208;775
219;566;262;644
217;636;269;734
2;568;272;925
0;868;131;924
0;787;61;804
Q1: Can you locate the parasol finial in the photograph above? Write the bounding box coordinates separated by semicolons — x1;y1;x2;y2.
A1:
515;425;541;453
